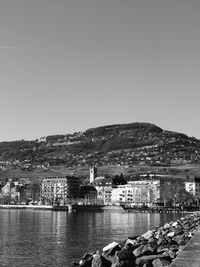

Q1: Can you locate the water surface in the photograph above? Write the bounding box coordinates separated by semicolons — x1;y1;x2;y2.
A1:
0;209;185;266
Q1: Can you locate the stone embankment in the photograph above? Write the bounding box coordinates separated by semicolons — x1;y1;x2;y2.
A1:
73;213;200;267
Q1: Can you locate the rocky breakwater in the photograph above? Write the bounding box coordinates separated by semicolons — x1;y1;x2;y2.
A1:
73;213;200;267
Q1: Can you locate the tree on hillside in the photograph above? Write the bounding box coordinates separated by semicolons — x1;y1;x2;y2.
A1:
112;173;127;187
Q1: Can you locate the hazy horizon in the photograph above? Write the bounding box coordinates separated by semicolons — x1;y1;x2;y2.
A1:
1;0;200;141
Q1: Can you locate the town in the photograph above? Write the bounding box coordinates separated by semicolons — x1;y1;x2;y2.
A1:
0;166;199;210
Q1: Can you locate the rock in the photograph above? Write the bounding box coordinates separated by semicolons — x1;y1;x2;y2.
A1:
173;226;183;236
133;244;154;257
106;253;120;267
148;236;158;245
157;236;164;246
172;234;184;243
135;254;166;266
79;259;93;267
125;239;137;246
162;249;176;259
124;239;139;251
141;230;153;240
91;253;111;267
117;248;135;263
136;236;148;245
167;232;174;238
163;223;170;230
172;222;178;227
152;258;171;267
127;235;140;240
103;245;121;257
77;214;200;267
103;242;119;253
79;253;93;267
178;236;190;246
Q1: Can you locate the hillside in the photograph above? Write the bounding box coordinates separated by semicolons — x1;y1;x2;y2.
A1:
0;122;200;179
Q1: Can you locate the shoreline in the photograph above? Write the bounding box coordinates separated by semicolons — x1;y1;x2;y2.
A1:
0;204;53;210
75;212;200;266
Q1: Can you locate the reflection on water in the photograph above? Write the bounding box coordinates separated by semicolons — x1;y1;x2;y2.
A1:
0;210;184;266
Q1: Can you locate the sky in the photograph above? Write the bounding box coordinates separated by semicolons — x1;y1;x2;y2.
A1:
0;0;200;141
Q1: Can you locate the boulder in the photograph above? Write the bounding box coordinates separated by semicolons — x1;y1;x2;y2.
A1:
91;253;111;267
157;236;165;246
103;245;121;257
172;234;184;243
117;248;135;263
133;244;154;257
106;253;120;267
127;235;140;240
162;249;176;259
172;222;178;227
152;258;171;267
173;227;183;236
77;214;200;267
141;230;153;240
135;254;166;266
167;232;175;238
103;242;119;253
125;239;137;246
163;223;170;230
124;239;139;251
79;253;93;267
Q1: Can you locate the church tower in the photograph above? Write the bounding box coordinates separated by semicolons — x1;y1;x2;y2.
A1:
90;166;97;183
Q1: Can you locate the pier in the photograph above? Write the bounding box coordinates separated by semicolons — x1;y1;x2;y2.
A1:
121;205;200;213
170;227;200;267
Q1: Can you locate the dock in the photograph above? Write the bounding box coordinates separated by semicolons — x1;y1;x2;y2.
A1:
170;227;200;267
0;204;104;212
0;204;53;210
121;205;200;213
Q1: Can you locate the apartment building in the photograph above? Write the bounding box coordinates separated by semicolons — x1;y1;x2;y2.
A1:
111;180;160;206
41;176;80;204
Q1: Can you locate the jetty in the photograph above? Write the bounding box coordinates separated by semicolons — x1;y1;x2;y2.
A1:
170;227;200;267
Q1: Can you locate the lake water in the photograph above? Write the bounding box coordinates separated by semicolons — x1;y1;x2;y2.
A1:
0;209;185;267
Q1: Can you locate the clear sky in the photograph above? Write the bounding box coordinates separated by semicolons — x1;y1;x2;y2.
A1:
0;0;200;141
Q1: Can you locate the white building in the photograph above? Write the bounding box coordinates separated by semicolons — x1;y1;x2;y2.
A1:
185;178;200;197
111;180;160;206
92;177;112;205
185;181;196;196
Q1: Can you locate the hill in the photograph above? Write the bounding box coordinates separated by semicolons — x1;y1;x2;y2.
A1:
0;122;200;180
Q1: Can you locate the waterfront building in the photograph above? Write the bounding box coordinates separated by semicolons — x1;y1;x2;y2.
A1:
185;177;200;197
111;180;160;206
185;180;196;196
0;178;21;203
79;185;97;199
41;176;80;204
91;177;112;205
